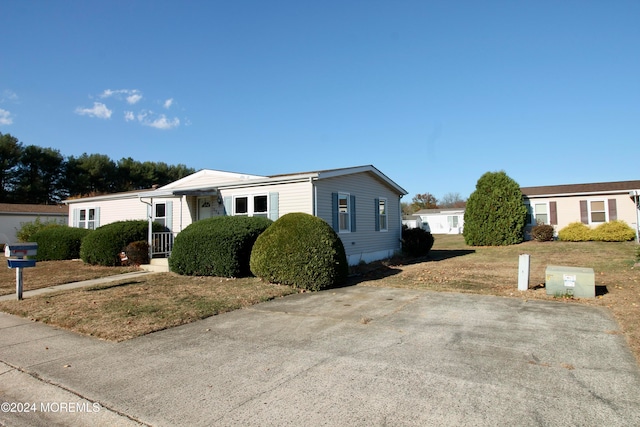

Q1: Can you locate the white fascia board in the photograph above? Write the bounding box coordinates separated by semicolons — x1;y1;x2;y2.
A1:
316;165;408;195
524;189;640;199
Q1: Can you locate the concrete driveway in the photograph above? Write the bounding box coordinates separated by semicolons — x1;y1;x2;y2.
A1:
1;285;639;426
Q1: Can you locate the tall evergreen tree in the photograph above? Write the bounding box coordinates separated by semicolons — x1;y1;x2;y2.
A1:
463;171;527;246
0;132;23;202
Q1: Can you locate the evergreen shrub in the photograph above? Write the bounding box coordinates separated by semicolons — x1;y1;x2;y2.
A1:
401;226;435;256
591;220;636;242
16;217;64;242
250;212;348;291
31;226;92;260
530;223;555;242
169;216;272;277
80;220;162;266
463;171;528;246
557;222;591;242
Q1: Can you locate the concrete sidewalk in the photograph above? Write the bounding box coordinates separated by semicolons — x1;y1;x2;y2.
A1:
0;270;156;302
1;286;640;426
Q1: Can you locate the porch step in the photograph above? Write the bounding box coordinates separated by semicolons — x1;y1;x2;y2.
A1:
141;258;170;273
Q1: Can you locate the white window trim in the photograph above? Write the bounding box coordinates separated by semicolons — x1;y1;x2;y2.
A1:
233;193;269;217
588;199;608;224
154;202;167;226
533;202;550;225
78;207;98;230
338;192;351;233
378;197;388;232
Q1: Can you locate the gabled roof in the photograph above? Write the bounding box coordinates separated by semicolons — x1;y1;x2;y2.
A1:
521;180;640;197
0;203;69;215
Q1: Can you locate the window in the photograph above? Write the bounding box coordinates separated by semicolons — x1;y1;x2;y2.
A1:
590;200;606;223
154;203;166;227
447;215;459;228
378;198;387;231
235;197;248;216
78;208;97;229
253;195;268;218
338;193;350;232
534;203;548;225
232;194;269;217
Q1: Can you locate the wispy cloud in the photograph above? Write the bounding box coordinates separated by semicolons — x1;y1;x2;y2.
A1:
75;102;112;119
100;89;143;105
136;110;180;130
1;90;18;102
124;111;135;122
163;98;173;109
0;108;13;125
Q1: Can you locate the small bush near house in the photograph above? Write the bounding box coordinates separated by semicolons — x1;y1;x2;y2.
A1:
591;220;636;242
558;222;592;242
31;226;92;261
401;226;435;256
80;220;163;266
123;240;150;265
530;223;555;242
16;217;64;242
250;212;348;291
169;216;272;277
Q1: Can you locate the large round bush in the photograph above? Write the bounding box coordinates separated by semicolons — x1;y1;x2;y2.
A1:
169;216;272;277
592;220;636;242
250;212;348;291
80;220;162;266
32;226;92;261
401;226;435;257
558;222;592;242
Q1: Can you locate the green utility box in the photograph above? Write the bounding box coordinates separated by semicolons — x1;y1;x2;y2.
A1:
545;265;595;298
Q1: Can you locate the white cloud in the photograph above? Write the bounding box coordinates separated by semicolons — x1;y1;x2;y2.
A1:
124;111;135;121
100;89;143;104
163;98;173;109
75;102;112;119
0;108;13;125
1;90;18;102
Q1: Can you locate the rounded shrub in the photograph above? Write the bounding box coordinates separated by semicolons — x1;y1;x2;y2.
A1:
402;226;435;257
557;222;591;242
80;220;162;266
169;216;272;277
591;220;636;242
250;212;348;291
32;226;92;261
530;223;555;242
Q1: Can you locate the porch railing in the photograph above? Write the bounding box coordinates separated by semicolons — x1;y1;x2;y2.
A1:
151;232;178;258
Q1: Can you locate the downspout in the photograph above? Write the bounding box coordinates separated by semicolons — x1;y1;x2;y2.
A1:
632;190;640;244
312;177;317;217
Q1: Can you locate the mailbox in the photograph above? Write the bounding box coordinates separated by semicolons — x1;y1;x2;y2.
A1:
5;243;38;258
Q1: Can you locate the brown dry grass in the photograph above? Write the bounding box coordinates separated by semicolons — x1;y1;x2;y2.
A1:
0;273;296;341
356;234;640;363
0;260;138;296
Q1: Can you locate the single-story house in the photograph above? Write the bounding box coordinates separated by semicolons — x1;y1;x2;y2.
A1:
521;180;640;239
414;208;465;234
401;215;423;230
0;203;69;245
64;165;408;266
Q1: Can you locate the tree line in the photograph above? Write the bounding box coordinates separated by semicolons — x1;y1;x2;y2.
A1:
402;192;467;215
0;132;196;205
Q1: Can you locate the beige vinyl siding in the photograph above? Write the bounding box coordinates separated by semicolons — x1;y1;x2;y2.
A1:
315;172;402;264
219;181;313;218
68;196;145;227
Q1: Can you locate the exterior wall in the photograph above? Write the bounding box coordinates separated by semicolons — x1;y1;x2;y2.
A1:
67;196;145;228
0;213;68;244
219;181;313;218
419;213;464;234
315;172;403;265
524;193;639;236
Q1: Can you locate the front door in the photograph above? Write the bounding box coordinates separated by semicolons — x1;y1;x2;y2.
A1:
198;197;213;220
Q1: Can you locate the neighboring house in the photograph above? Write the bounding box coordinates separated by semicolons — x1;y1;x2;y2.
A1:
521;180;640;239
64;165;408;265
402;215;423;230
415;208;465;234
0;203;69;244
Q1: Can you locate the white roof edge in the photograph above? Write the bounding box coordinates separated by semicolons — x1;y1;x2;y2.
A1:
316;165;408;195
523;189;640;199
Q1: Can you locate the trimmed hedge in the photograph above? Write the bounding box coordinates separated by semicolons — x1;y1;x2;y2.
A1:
80;220;163;266
558;220;636;242
169;216;272;277
591;220;636;242
402;226;435;257
250;212;348;291
17;217;64;242
31;226;92;261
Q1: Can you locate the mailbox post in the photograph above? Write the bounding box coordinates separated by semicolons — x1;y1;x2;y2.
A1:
5;243;38;300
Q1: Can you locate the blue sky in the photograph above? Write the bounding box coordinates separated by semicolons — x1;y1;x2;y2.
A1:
2;0;639;202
